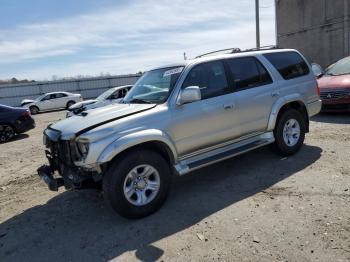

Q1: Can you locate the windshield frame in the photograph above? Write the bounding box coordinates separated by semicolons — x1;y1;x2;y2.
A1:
123;66;184;104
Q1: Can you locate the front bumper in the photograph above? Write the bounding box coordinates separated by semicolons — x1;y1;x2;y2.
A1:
321;98;350;112
38;129;95;191
37;149;84;191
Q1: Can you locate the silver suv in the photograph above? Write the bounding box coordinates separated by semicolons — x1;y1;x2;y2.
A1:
38;48;321;218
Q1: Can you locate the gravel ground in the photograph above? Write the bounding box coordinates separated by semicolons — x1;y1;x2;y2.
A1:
0;111;349;262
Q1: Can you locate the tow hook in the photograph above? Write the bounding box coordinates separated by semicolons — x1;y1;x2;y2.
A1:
37;165;64;191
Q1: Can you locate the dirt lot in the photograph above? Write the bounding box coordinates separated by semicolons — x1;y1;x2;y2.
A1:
0;111;349;262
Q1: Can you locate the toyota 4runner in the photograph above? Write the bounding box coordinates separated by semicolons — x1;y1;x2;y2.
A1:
38;48;322;218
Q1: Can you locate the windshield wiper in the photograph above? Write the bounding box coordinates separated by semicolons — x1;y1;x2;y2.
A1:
127;98;153;104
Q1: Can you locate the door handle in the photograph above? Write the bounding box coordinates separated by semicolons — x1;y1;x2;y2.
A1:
271;91;280;97
223;104;235;110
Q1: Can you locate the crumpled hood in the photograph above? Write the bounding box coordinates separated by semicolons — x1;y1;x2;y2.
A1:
68;99;98;110
49;103;156;139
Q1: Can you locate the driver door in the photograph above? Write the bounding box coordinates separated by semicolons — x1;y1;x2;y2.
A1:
38;94;56;110
169;60;240;156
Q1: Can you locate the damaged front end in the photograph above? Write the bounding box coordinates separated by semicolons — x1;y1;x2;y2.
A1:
37;126;99;191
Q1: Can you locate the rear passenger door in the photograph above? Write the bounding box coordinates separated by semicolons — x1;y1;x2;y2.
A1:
226;56;276;135
54;93;68;108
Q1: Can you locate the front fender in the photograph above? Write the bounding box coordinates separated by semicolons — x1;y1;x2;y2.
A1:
97;129;178;164
267;94;305;131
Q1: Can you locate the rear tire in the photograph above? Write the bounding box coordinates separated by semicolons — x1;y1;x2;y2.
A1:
66;101;75;109
271;109;306;156
0;124;15;142
103;149;171;219
29;106;39;115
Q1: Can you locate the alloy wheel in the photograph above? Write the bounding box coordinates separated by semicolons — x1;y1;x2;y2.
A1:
282;118;301;147
0;125;15;142
123;164;160;206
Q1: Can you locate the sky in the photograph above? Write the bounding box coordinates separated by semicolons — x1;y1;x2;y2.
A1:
0;0;276;80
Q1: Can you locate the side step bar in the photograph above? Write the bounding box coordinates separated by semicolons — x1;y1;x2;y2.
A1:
175;132;275;175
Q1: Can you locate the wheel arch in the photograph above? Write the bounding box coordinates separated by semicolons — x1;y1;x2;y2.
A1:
29;104;40;111
97;129;178;168
66;100;76;108
268;96;309;133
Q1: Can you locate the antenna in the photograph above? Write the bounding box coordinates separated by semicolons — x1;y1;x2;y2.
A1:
183;52;187;60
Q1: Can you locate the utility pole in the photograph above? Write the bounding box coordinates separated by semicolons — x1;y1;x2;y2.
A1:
255;0;260;49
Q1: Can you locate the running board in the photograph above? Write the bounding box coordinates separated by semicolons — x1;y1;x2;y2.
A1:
174;132;275;175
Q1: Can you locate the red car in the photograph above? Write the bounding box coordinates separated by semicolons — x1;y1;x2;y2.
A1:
313;57;350;112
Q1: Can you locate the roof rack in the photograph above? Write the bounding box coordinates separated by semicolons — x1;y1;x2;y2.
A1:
195;45;279;58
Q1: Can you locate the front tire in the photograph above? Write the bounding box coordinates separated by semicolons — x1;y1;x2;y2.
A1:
29;106;39;115
66;101;75;109
271;109;306;156
103;150;171;219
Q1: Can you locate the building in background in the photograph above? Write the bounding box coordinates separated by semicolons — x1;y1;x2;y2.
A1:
276;0;349;68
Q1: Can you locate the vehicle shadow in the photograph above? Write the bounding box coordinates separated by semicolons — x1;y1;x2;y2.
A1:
1;134;29;144
311;112;350;124
0;145;322;262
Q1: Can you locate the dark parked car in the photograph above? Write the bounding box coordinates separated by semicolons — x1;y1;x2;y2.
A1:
0;104;35;142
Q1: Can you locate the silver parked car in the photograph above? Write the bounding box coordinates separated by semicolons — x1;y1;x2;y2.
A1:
21;92;82;114
66;85;132;117
38;48;321;218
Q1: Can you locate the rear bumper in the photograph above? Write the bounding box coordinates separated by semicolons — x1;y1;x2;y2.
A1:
15;117;35;133
307;99;322;117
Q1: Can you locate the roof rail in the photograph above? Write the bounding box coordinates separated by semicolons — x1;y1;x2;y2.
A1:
195;45;279;58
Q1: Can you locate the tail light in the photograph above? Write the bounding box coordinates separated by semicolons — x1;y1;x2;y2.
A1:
22;110;31;117
316;81;320;97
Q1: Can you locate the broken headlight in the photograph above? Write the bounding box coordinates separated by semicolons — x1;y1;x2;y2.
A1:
76;138;90;160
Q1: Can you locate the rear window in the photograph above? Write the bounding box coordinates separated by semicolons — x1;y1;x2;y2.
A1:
264;51;309;80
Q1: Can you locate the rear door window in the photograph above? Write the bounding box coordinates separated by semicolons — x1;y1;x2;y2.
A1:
55;93;67;98
263;51;309;80
182;60;229;100
226;57;272;90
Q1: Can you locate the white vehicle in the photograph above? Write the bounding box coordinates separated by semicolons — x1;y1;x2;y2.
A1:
21;92;82;115
66;85;132;117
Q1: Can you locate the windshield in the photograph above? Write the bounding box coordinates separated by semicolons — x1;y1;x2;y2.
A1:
96;88;115;101
325;57;350;76
35;94;47;101
123;66;184;104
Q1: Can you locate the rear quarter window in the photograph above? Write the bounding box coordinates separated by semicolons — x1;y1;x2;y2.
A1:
263;51;309;80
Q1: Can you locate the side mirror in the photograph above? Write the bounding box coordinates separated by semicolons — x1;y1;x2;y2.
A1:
177;86;201;105
311;63;324;78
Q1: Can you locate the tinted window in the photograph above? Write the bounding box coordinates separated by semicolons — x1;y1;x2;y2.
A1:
182;61;228;100
55;93;67;98
109;90;121;99
119;88;128;97
227;57;272;89
41;95;51;101
264;51;309;80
